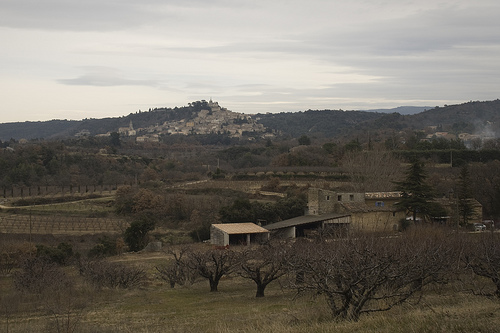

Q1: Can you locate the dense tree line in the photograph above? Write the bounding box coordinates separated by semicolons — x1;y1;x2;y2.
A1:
218;195;307;226
0;140;207;188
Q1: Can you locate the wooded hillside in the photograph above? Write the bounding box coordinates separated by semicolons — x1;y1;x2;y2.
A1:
2;99;499;141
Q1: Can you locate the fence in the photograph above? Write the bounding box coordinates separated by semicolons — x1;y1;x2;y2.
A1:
1;183;138;199
0;214;129;235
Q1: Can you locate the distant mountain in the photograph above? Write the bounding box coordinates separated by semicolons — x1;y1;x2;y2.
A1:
362;106;432;115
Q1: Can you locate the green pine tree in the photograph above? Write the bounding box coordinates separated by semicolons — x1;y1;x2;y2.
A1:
394;159;437;223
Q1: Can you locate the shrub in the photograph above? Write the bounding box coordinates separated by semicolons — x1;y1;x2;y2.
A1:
0;242;35;275
14;257;73;294
124;217;155;252
88;235;118;258
79;259;146;289
36;242;75;265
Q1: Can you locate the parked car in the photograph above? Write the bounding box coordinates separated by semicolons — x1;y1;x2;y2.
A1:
474;223;486;231
482;220;495;229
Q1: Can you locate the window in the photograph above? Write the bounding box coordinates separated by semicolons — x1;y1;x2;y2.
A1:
337;195;342;201
326;195;330;201
350;194;354;201
375;201;385;207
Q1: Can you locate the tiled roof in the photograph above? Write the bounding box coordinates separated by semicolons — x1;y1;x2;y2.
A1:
365;192;402;199
212;223;269;235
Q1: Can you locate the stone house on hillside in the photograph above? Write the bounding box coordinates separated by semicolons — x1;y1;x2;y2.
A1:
264;188;404;239
308;188;404;232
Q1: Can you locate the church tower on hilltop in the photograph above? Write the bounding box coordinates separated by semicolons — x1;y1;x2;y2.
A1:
208;98;221;112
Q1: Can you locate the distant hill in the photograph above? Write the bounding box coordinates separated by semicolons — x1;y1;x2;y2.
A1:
0;101;207;141
1;99;498;141
408;100;500;129
256;100;500;138
362;106;432;115
254;109;383;138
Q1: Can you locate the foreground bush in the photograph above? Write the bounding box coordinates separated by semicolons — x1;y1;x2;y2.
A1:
14;257;73;294
79;259;146;289
461;232;500;297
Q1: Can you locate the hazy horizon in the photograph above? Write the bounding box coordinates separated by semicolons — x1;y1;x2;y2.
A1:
2;0;499;122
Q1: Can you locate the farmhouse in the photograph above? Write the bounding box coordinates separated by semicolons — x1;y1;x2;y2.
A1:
308;188;404;232
265;188;404;238
210;223;270;246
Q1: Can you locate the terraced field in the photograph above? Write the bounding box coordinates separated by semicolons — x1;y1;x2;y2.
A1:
0;214;128;235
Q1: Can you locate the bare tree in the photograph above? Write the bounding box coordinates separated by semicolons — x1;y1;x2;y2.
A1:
186;247;238;292
156;247;196;288
0;242;34;276
286;228;453;321
13;257;89;333
78;259;146;290
238;242;289;297
461;232;500;298
14;257;72;294
42;281;89;333
341;150;404;192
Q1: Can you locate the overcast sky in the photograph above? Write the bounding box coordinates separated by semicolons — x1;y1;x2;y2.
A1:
1;0;499;122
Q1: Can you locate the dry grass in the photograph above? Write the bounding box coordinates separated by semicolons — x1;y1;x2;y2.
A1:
2;259;500;333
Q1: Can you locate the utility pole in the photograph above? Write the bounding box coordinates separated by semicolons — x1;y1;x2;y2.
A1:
29;205;32;247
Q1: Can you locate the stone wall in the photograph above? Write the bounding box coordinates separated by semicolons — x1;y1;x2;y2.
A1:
308;188;365;215
210;225;227;246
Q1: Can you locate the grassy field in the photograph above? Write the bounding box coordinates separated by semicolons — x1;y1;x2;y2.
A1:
2;249;500;333
2;191;500;332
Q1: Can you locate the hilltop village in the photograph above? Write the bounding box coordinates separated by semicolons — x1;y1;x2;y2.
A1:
89;100;269;142
72;99;499;149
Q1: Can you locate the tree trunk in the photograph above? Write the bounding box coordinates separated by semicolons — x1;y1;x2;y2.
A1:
209;278;219;292
255;283;266;297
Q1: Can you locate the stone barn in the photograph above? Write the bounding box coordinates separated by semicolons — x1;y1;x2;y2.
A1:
307;188;404;232
264;213;351;239
210;223;270;246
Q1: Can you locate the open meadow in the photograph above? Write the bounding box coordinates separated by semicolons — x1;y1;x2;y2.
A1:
1;183;500;333
2;248;500;333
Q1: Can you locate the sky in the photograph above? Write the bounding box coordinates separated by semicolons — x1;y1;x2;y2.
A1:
1;0;500;123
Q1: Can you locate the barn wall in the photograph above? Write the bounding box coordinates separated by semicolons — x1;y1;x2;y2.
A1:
351;211;404;232
210;226;228;246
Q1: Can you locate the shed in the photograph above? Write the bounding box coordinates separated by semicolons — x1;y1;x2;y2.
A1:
264;213;351;239
210;223;270;246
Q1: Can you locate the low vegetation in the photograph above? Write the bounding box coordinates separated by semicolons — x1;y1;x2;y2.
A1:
1;100;500;331
2;227;500;332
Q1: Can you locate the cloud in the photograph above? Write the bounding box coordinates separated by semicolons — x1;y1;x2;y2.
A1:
1;0;500;122
0;0;168;31
0;0;253;32
58;67;159;87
